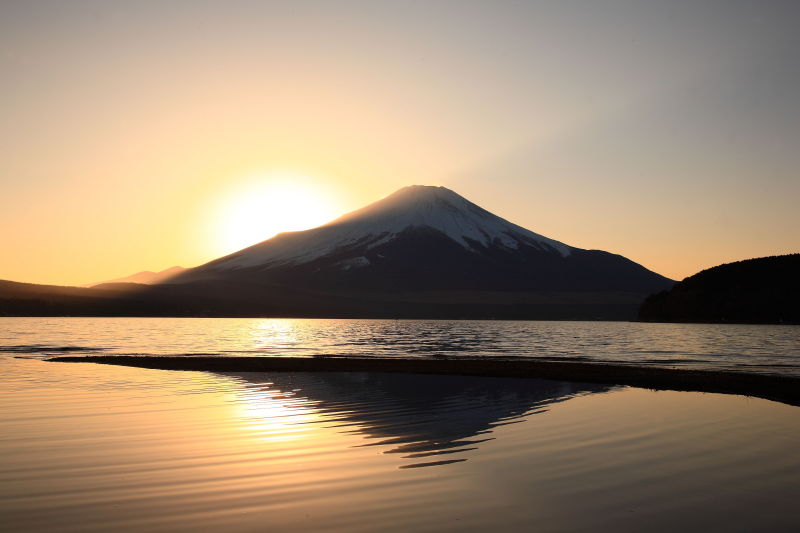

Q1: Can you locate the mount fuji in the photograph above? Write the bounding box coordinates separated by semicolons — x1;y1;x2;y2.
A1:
0;185;674;318
154;185;674;318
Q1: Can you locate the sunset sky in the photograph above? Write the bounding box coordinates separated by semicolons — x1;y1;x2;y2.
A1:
1;1;798;286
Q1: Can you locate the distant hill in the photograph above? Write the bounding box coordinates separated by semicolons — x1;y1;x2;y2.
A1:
0;279;144;316
84;266;186;287
639;254;800;324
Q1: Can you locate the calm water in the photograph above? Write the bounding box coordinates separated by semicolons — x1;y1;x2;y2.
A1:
1;318;799;531
2;317;799;375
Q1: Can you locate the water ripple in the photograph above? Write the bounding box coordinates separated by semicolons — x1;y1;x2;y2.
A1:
2;318;800;377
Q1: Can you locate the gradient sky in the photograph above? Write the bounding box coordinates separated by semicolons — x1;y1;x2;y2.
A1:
1;0;798;285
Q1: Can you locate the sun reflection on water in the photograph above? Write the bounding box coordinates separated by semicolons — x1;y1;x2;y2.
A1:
234;379;319;441
247;319;309;355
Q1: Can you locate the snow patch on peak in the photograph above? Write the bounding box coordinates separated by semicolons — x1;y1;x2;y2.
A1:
333;256;371;271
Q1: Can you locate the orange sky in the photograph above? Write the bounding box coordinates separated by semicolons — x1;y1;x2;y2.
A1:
1;2;798;286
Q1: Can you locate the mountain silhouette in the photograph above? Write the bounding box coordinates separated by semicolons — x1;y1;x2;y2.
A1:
178;185;672;294
1;185;673;318
84;266;187;287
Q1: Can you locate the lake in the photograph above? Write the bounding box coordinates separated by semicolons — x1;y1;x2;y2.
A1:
1;318;799;531
2;317;799;375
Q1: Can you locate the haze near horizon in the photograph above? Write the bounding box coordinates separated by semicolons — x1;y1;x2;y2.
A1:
1;1;798;286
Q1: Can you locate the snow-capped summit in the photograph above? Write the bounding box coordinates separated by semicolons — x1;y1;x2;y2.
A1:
203;185;571;272
328;185;571;255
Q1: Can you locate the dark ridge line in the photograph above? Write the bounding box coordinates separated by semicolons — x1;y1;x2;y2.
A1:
47;355;800;407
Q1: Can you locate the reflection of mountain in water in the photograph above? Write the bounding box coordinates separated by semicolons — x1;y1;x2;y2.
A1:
226;372;613;468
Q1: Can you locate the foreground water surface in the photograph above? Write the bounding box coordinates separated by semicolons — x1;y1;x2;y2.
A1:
1;318;799;531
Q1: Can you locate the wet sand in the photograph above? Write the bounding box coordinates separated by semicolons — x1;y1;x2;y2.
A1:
49;355;800;407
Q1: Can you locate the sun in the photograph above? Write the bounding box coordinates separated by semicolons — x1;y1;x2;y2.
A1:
215;173;340;254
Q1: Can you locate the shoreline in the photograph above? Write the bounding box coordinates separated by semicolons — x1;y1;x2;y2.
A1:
5;314;797;325
48;355;800;407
